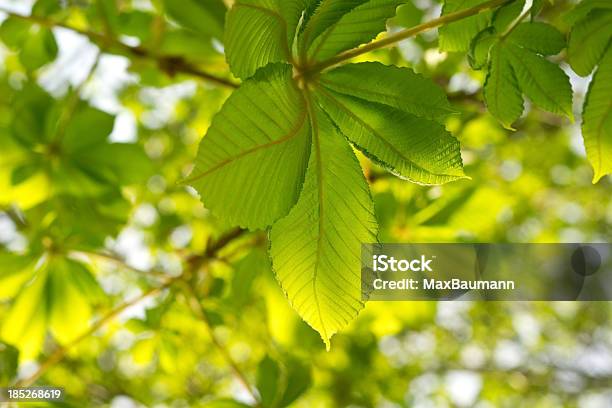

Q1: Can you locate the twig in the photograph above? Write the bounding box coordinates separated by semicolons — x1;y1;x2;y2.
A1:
304;0;514;73
15;276;178;387
51;50;102;145
70;250;171;280
0;7;239;89
182;282;260;405
14;228;246;387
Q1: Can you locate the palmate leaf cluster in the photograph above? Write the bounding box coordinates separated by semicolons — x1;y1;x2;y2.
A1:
0;0;610;363
441;0;611;182
0;83;152;358
187;0;466;346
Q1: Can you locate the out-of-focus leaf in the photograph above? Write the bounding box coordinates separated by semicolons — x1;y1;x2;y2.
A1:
0;252;35;300
161;0;226;39
228;249;268;307
158;30;218;59
20;27;58;71
47;258;95;344
10;83;55;147
0;265;49;359
10;162;39;186
256;355;311;407
0;342;19;383
62;106;115;153
256;355;281;407
201;400;251;408
0;257;101;357
0;18;29;48
393;1;423;28
117;11;154;41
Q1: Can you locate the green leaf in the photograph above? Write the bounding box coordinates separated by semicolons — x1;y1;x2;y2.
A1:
32;0;62;17
201;400;252;408
505;43;573;118
492;0;525;32
11;162;39;186
0;257;101;357
469;27;497;70
20;27;58;71
0;18;30;48
161;0;226;39
0;342;19;383
225;0;315;78
257;356;281;407
567;11;612;77
47;258;94;344
530;0;544;19
393;1;423;28
483;44;524;129
256;355;311;407
270;105;377;348
75;143;154;186
228;250;268;307
186;64;311;229
0;265;49;360
507;22;565;56
318;62;454;122
317;88;466;185
9;83;55;147
0;252;35;300
305;0;404;62
564;0;612;26
582;47;612;182
62;106;115;153
439;0;493;52
481;24;572;127
299;0;367;53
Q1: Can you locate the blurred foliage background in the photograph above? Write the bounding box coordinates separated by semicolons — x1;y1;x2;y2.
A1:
0;0;611;407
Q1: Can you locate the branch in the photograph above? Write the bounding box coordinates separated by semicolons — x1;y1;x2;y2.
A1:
14;228;247;387
306;0;514;73
0;7;239;89
14;276;178;387
183;283;261;405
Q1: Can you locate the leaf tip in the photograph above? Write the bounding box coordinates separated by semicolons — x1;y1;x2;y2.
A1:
323;336;332;352
591;172;606;184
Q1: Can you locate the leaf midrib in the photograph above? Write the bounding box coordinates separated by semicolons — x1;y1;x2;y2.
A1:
303;89;329;343
316;86;463;181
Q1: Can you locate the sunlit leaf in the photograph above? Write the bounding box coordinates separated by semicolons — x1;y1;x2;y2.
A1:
187;64;311;229
582;47;612;182
270;107;377;347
